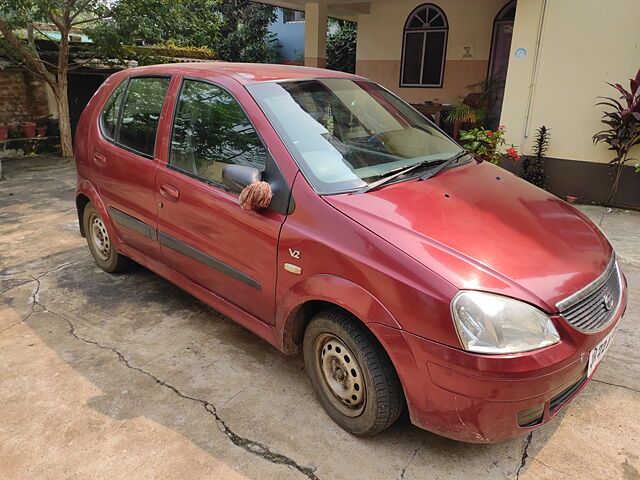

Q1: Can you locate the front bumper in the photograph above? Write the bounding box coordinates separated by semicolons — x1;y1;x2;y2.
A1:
403;328;595;443
370;284;627;443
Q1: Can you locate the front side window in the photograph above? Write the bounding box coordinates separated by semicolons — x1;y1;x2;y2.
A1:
118;77;170;157
169;79;267;186
247;78;462;194
100;81;126;141
401;3;448;87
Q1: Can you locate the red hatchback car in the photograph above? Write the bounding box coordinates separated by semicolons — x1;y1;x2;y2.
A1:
75;63;627;442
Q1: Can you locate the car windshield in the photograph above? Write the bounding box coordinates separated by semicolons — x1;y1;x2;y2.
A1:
247;78;463;194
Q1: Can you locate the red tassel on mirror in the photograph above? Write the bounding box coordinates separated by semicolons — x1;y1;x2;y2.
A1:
239;181;273;211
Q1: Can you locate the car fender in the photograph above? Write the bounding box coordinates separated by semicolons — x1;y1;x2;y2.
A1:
276;274;420;404
276;273;404;354
75;181;121;249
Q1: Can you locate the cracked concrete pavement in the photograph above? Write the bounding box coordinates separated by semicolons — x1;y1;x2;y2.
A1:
1;156;639;480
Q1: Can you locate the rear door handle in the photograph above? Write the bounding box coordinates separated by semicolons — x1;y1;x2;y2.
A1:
159;183;180;201
93;153;107;166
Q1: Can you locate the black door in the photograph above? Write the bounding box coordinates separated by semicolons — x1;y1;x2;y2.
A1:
488;1;517;128
68;73;108;138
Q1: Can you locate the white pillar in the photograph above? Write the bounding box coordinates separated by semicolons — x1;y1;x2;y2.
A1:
304;2;327;68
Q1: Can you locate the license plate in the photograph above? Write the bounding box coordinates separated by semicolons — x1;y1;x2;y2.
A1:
587;326;617;377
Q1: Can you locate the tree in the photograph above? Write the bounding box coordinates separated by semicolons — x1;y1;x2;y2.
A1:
0;0;278;158
98;0;276;64
326;19;356;74
214;0;278;63
0;0;223;157
88;0;221;56
0;0;114;157
92;0;278;64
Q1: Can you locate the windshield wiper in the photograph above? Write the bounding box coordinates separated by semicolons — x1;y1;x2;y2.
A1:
355;158;439;194
355;151;468;194
418;150;468;182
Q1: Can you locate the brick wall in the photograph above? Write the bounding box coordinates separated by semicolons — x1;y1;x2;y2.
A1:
0;69;52;127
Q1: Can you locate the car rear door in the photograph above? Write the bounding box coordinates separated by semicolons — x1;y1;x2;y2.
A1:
91;75;172;259
154;75;291;324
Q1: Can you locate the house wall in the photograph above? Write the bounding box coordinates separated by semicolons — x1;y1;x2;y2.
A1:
355;0;507;104
353;0;639;206
501;0;640;165
0;69;52;127
269;8;305;62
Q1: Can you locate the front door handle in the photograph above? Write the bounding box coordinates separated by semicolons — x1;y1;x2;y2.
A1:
93;152;107;166
160;183;180;201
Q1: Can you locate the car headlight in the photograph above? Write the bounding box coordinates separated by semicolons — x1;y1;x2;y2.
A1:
451;291;560;354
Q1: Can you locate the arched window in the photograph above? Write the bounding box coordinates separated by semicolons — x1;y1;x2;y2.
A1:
400;3;448;88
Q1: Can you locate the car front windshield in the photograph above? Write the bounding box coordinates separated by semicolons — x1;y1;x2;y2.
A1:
247;78;463;194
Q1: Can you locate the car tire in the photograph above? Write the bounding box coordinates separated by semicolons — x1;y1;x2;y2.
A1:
83;203;130;273
303;309;404;436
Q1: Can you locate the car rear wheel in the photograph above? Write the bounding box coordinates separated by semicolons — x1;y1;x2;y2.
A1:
83;203;130;273
303;310;404;436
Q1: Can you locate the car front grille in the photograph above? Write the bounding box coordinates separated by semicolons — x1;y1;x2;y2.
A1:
556;256;621;333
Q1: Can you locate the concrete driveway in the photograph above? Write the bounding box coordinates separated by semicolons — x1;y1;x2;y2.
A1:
1;156;638;480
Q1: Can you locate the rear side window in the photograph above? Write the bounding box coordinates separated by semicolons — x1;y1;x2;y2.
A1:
169;79;267;186
118;77;170;157
100;81;126;141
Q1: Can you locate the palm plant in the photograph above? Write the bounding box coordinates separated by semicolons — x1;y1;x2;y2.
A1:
442;79;499;138
593;68;640;205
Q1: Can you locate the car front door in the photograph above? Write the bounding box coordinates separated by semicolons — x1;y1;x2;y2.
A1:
92;75;172;258
154;76;290;324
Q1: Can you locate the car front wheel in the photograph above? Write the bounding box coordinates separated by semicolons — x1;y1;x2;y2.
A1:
303;310;404;436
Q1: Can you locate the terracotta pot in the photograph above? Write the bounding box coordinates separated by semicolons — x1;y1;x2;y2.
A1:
36;126;47;137
0;125;8;141
566;195;578;203
22;122;37;138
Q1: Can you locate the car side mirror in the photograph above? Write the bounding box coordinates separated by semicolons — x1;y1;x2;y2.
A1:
222;165;262;193
222;164;273;211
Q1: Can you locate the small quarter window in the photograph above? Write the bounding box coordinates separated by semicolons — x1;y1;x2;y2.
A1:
100;81;126;141
118;77;170;157
170;80;267;186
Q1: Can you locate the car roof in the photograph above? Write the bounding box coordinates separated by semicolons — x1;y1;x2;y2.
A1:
117;62;363;84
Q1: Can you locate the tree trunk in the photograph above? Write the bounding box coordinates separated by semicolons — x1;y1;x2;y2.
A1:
55;74;74;158
607;157;626;206
56;27;73;158
1;14;74;157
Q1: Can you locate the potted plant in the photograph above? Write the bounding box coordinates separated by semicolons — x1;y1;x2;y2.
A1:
442;79;499;139
8;126;21;139
22;121;37;138
36;115;52;137
0;124;8;141
458;126;519;164
593;68;640;205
